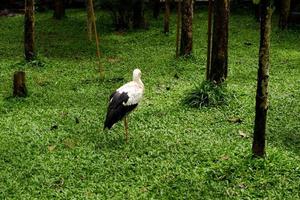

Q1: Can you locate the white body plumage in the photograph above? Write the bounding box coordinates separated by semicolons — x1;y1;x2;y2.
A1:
104;69;144;129
116;80;144;106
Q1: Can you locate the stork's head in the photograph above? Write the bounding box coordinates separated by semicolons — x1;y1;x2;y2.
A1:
133;68;142;81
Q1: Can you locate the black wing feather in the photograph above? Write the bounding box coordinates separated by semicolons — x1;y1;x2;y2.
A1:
104;91;137;129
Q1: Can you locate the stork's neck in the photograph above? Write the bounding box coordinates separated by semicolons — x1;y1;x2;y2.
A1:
133;77;144;88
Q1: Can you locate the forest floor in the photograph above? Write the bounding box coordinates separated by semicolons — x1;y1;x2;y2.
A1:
0;8;299;199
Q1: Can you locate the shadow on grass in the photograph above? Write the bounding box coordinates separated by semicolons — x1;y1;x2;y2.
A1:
282;134;300;153
269;128;300;155
0;96;29;113
94;129;128;151
203;152;299;198
268;94;300;155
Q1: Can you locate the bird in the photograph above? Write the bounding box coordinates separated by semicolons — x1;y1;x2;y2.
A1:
104;68;144;142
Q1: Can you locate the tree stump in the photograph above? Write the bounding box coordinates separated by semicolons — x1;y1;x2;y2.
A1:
13;71;28;97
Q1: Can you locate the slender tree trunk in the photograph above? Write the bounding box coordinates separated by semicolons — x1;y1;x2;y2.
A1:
278;0;291;30
206;0;213;80
115;9;130;31
175;0;181;58
133;0;146;29
38;0;47;12
87;0;104;78
53;0;65;19
209;0;229;84
24;0;35;61
164;0;170;34
86;0;95;41
13;71;28;97
153;0;160;19
9;0;16;4
252;0;273;158
254;4;261;22
180;0;193;56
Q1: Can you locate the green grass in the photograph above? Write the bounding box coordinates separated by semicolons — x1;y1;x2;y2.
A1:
0;8;299;199
183;81;231;108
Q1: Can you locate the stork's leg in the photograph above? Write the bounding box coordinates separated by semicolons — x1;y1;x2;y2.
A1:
124;116;129;143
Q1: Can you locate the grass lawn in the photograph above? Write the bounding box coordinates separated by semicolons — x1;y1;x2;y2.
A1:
0;8;299;199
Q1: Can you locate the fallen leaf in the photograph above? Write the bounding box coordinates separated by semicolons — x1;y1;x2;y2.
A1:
53;178;64;188
238;183;247;189
228;117;242;123
220;155;229;161
238;130;248;138
48;145;56;152
85;191;93;198
64;138;76;149
107;57;120;63
61;111;68;117
140;187;148;193
36;79;49;86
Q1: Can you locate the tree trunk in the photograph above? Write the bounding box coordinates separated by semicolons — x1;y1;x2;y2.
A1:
86;0;104;78
115;9;130;31
254;3;261;22
180;0;193;56
175;0;181;58
24;0;35;61
209;0;229;84
164;0;170;34
38;0;47;12
13;71;28;97
86;0;95;41
278;0;291;30
111;0;132;30
53;0;65;19
206;0;213;80
153;0;160;19
133;0;146;29
252;0;273;158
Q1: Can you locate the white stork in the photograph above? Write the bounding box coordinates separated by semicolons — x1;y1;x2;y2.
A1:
104;69;144;142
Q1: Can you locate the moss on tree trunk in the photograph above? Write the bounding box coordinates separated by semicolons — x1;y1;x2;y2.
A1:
180;0;193;56
24;0;35;61
252;0;273;158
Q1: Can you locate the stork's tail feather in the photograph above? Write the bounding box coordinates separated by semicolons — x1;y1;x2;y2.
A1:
103;125;112;130
103;121;113;130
